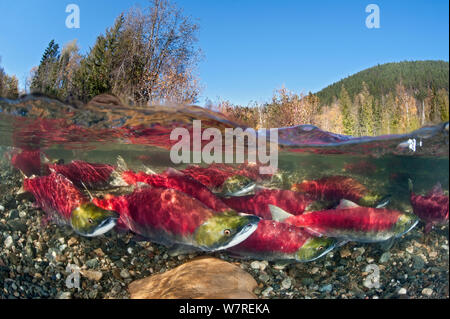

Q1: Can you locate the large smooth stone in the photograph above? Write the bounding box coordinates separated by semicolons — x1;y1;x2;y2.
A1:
128;257;258;299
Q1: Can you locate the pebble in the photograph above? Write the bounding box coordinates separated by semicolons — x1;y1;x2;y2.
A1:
320;284;333;293
67;237;78;246
258;273;270;283
261;286;273;297
4;236;13;248
250;261;261;270
86;258;99;269
281;277;292;289
413;256;425;270
120;269;131;279
301;278;314;286
422;288;433;296
8;209;19;219
340;249;351;258
379;252;391;263
398;288;407;295
93;248;105;257
57;292;72;299
310;267;320;274
81;270;103;281
0;205;4;211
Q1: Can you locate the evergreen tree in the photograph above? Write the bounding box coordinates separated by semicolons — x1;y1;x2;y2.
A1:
31;40;60;96
73;15;124;102
356;82;374;136
339;86;355;135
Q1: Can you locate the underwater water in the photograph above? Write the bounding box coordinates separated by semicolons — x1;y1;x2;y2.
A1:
0;94;448;299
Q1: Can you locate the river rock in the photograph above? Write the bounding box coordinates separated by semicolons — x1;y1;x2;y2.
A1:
81;270;103;281
128;257;258;299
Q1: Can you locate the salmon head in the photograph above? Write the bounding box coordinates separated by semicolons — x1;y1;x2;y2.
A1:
220;175;256;196
70;203;120;237
296;236;337;262
194;211;260;251
392;212;419;237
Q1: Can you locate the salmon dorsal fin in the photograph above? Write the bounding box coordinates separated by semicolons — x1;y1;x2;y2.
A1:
116;155;128;172
269;205;294;222
336;199;360;209
428;182;444;196
164;167;185;177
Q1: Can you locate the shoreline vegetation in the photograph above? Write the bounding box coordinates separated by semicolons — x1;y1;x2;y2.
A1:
0;0;448;137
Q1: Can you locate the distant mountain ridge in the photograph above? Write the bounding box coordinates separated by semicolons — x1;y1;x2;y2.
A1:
316;60;449;105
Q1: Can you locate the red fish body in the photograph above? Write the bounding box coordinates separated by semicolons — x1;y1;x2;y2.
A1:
23;172;87;222
292;176;369;203
410;183;449;233
93;187;213;239
11;149;49;177
228;219;336;262
120;170;230;212
272;202;419;243
222;189;312;219
181;163;272;189
49;160;115;189
92;187;260;251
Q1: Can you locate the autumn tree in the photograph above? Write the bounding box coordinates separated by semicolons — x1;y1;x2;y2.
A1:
112;0;201;105
0;58;19;99
437;88;449;122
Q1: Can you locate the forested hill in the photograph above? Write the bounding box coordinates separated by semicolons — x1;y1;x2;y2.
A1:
316;60;449;105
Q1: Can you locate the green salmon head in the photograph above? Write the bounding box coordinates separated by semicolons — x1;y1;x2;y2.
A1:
220;175;255;196
296;237;336;262
194;211;260;251
393;213;419;237
70;203;120;237
359;194;382;207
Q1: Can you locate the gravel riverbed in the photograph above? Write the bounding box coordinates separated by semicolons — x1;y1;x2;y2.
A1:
0;159;448;299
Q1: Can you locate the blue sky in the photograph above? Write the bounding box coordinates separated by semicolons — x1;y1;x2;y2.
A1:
0;0;448;106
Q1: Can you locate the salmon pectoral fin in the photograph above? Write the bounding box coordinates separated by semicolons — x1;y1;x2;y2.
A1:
167;244;201;257
378;237;396;251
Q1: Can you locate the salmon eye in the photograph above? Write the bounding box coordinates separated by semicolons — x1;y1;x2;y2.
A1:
224;229;231;236
88;218;94;224
317;245;324;251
